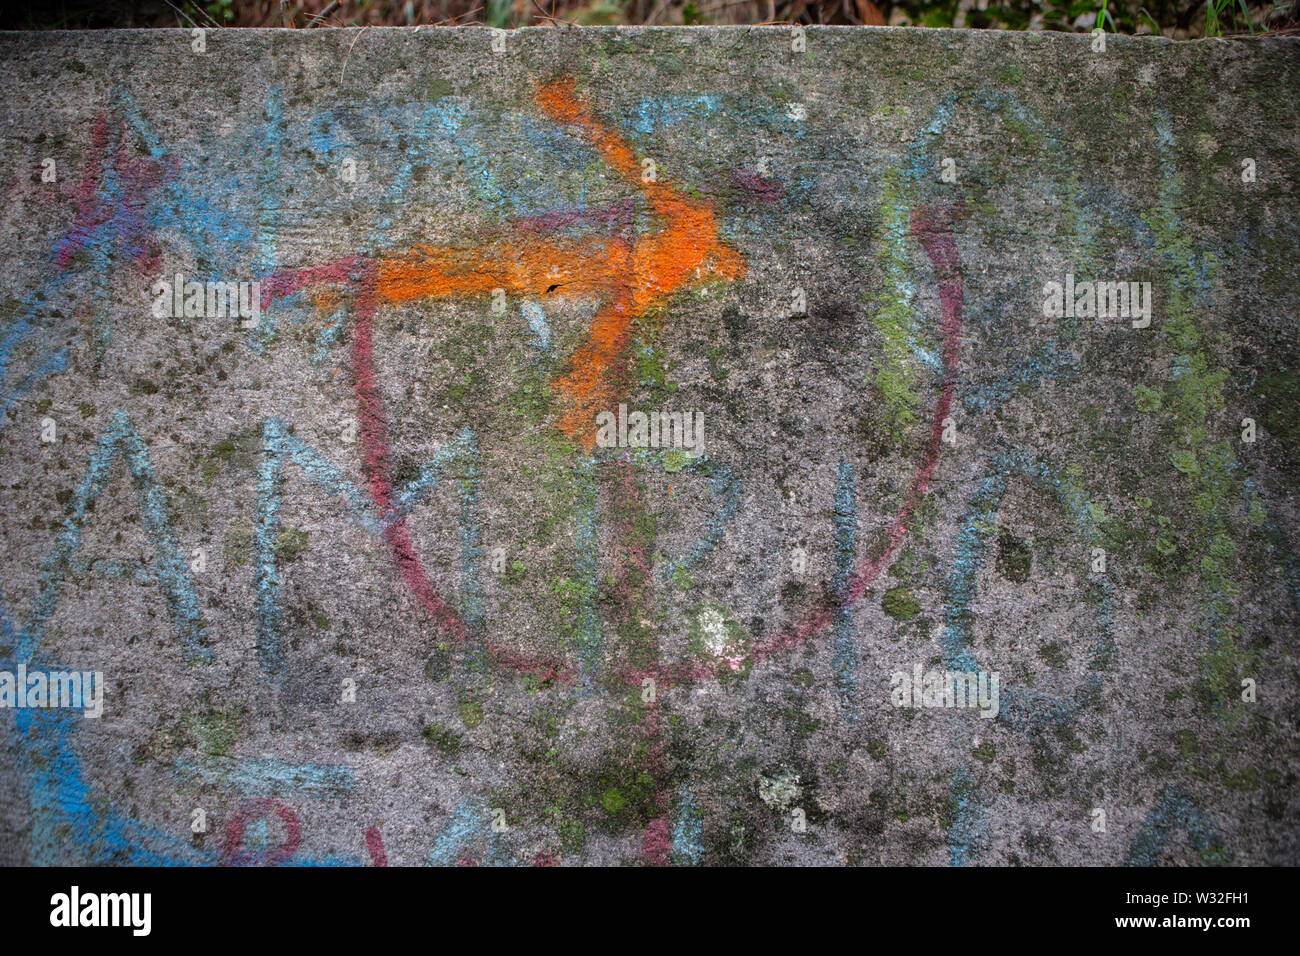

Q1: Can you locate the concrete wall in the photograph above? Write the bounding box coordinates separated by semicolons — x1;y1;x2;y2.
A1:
0;26;1297;865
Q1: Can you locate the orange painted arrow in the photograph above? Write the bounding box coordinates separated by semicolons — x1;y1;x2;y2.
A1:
375;76;745;448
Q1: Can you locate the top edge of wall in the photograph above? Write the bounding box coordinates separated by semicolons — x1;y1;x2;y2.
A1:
0;25;1292;43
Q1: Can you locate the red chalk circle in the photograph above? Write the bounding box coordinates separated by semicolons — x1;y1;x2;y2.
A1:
222;798;302;866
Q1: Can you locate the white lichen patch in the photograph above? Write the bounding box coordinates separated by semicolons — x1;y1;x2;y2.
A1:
758;770;802;810
692;604;747;671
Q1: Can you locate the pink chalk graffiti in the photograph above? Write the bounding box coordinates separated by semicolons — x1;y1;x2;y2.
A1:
222;798;302;867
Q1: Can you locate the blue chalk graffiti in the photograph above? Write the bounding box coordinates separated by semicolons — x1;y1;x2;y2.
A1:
254;418;480;677
832;460;859;721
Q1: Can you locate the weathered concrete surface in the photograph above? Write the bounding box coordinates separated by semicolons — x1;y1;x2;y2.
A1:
0;26;1297;866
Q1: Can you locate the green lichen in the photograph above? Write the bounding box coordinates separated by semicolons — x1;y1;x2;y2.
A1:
1133;384;1163;413
601;787;626;815
224;522;253;566
421;722;464;757
273;526;309;562
635;333;678;405
459;699;485;729
882;586;920;620
1038;642;1066;669
866;168;925;442
504;560;526;586
662;450;686;473
1136;113;1271;772
180;709;242;758
1170;449;1199;476
208;429;261;473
